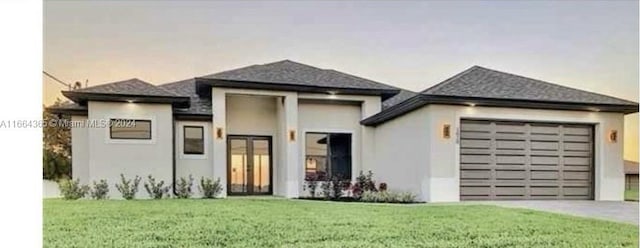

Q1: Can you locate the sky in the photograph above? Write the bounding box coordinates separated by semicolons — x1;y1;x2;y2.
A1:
44;0;639;161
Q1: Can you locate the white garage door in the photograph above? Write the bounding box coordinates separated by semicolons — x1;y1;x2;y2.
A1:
459;119;594;200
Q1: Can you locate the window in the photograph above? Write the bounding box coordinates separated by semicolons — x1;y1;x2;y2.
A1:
184;126;204;154
109;119;151;140
305;132;351;180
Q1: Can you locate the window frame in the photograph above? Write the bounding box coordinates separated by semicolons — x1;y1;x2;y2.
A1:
183;125;205;155
304;131;353;181
109;119;152;140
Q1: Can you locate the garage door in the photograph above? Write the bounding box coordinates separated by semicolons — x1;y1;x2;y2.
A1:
459;120;593;200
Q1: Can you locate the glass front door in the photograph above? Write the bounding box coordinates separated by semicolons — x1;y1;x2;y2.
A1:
227;136;272;195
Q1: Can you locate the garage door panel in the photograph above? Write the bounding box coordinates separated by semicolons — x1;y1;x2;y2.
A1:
563;135;590;142
461;139;491;149
530;134;560;142
460;132;492;140
530;186;559;196
460;120;593;200
496;155;525;164
531;171;559;180
461;155;491;164
563;187;590;196
564;142;590;151
531;156;559;165
531;141;559;150
564;157;590;165
460;170;491;180
496;170;526;180
496;140;525;150
495;186;525;196
531;125;559;134
460;186;490;196
495;124;526;133
564;127;590;135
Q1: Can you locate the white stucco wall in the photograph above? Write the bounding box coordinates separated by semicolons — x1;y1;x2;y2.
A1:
212;87;299;197
374;104;626;202
372;107;430;200
297;101;363;196
175;120;214;197
71;115;89;185
226;94;278;136
87;101;173;199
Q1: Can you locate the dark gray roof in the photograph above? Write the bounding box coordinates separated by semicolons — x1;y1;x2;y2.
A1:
202;60;398;91
362;66;639;126
72;78;181;97
159;78;212;116
423;66;637;105
382;90;418;110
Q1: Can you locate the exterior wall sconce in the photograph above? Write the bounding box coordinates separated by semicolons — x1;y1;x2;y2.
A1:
289;130;296;142
215;127;224;140
608;130;618;143
442;124;451;139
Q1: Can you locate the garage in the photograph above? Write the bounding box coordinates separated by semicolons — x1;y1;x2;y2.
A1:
459;119;594;200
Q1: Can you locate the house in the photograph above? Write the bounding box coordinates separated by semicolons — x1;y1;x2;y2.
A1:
48;60;639;201
624;160;639;190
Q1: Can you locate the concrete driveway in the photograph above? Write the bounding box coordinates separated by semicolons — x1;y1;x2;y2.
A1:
474;201;639;225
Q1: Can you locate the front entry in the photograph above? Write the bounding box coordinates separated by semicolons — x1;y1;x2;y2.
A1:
227;136;273;195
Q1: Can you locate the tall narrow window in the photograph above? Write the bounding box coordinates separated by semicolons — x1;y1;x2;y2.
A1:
184;126;204;154
110;119;151;140
305;132;351;180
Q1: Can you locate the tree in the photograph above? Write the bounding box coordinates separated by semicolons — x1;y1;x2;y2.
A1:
43;99;72;180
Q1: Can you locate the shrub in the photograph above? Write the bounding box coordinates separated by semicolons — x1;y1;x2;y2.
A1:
303;174;319;198
175;175;194;199
199;177;223;199
90;179;109;200
58;178;89;200
115;174;141;200
398;192;416;203
360;191;416;203
379;182;388;192
144;175;170;199
320;181;332;200
331;175;349;200
354;170;377;198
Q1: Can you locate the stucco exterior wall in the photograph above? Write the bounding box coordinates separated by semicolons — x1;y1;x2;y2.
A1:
298;101;363;196
87;101;173;199
377;104;626;202
226;95;278;136
175;120;214;197
372;107;430;201
71;115;89;185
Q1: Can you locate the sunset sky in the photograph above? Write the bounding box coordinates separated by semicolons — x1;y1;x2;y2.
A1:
43;1;638;161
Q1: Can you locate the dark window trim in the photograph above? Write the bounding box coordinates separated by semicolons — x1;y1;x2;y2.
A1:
109;119;152;140
183;125;205;155
305;132;352;180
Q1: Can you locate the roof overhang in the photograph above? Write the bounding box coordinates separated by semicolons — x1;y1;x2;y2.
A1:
45;106;88;116
194;78;400;100
62;91;191;108
361;94;640;126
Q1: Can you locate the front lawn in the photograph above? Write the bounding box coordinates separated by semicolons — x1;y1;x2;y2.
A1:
625;189;639;201
44;198;638;247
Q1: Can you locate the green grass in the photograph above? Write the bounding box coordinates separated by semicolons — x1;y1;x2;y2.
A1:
625;189;639;201
44;198;638;248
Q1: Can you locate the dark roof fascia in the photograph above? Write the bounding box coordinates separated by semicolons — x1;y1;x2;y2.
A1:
195;78;400;100
62;91;191;108
45;106;88;116
174;114;213;121
361;95;429;126
362;94;639;126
